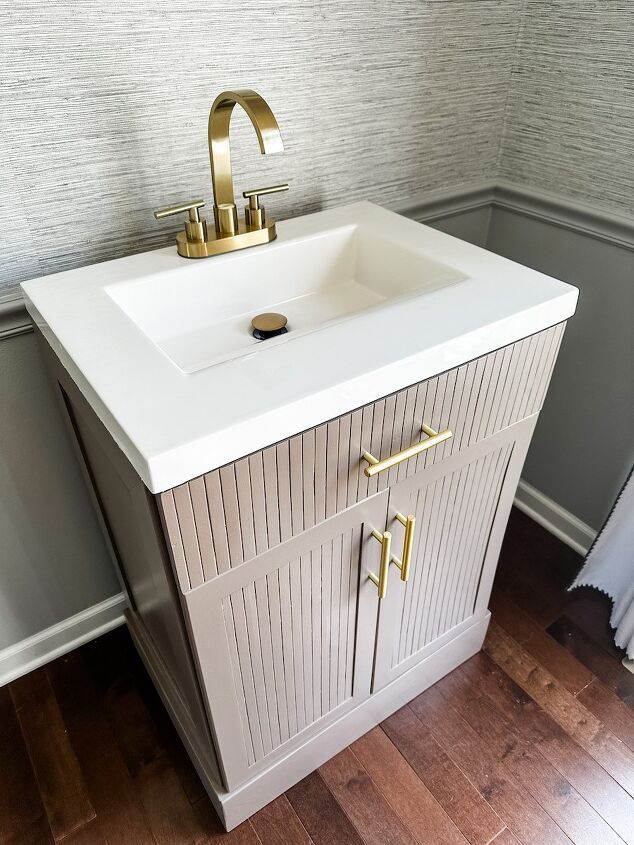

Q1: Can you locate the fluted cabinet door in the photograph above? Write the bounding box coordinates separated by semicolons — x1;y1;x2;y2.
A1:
372;418;536;692
181;491;389;791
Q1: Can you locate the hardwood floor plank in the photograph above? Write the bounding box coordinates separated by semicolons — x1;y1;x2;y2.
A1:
490;830;522;845
350;726;469;845
564;591;628;662
485;621;634;797
499;509;581;586
489;589;538;644
286;771;365;845
82;630;206;805
409;687;574;845
142;767;260;844
491;591;595;694
9;668;96;842
494;510;579;627
577;679;634;752
463;652;634;844
251;795;314;845
58;817;107;844
319;746;420;845
547;616;634;706
91;651;259;844
46;650;158;845
102;671;168;779
0;685;53;845
121;644;207;804
436;664;625;845
382;705;504;845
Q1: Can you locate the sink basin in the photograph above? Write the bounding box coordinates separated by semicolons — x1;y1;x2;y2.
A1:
106;222;465;373
21;201;577;492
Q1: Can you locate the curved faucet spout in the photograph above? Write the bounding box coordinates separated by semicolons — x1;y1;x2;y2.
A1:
208;89;284;214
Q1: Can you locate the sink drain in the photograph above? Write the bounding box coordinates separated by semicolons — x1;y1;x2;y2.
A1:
251;312;288;340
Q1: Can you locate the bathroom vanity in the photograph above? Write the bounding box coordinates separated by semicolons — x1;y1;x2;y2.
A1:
22;201;577;829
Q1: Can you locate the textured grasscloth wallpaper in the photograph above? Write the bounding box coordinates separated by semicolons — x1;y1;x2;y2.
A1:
1;2;632;296
498;0;634;217
0;1;522;293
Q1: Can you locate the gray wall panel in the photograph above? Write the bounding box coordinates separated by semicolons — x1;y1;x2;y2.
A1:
487;206;634;530
0;333;119;650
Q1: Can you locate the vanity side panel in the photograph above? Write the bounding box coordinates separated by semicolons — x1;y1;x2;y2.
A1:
37;334;222;788
165;324;565;591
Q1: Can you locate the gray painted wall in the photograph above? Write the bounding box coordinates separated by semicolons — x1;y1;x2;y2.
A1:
498;0;634;217
0;332;119;650
487;207;634;531
0;0;522;294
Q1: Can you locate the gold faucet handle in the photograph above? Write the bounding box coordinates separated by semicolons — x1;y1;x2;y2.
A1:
153;199;207;243
243;184;289;230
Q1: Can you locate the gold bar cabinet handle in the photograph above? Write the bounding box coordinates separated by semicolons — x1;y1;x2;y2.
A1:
391;513;416;582
362;424;452;478
369;529;392;599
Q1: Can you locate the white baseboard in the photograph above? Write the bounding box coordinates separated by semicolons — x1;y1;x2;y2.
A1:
514;479;597;557
0;592;126;687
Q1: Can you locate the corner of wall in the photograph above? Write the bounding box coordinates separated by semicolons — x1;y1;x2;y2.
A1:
493;0;530;184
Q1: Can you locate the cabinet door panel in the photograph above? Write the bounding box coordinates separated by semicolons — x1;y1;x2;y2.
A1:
182;492;388;790
373;420;535;691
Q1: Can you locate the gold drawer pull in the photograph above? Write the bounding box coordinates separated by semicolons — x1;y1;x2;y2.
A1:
391;513;415;582
362;424;452;478
369;529;392;599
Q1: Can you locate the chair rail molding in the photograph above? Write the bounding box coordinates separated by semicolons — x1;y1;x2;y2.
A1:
492;181;634;252
0;295;33;339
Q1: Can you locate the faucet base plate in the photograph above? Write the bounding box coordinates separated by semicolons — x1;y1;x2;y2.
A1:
176;219;277;259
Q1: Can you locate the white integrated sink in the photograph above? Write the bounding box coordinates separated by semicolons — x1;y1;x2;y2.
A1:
21;201;577;492
106;222;465;373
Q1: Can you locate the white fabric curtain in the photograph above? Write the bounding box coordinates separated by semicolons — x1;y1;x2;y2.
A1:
570;469;634;658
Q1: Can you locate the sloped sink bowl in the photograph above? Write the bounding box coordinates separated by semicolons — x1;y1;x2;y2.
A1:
106;218;465;373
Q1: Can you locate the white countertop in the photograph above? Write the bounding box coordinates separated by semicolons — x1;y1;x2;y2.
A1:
22;202;578;493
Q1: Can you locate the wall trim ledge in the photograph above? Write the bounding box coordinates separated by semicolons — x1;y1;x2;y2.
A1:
493;181;634;252
0;295;32;339
514;478;597;557
398;181;495;223
0;592;126;687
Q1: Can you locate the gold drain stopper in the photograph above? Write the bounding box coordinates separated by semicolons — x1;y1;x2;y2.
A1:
251;312;288;340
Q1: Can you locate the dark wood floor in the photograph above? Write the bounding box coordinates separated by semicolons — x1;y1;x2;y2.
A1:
2;508;633;845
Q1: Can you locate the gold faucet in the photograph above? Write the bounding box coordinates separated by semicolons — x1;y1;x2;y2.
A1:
154;90;288;258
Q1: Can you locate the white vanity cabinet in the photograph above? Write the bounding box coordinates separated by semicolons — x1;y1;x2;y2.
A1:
42;320;565;830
